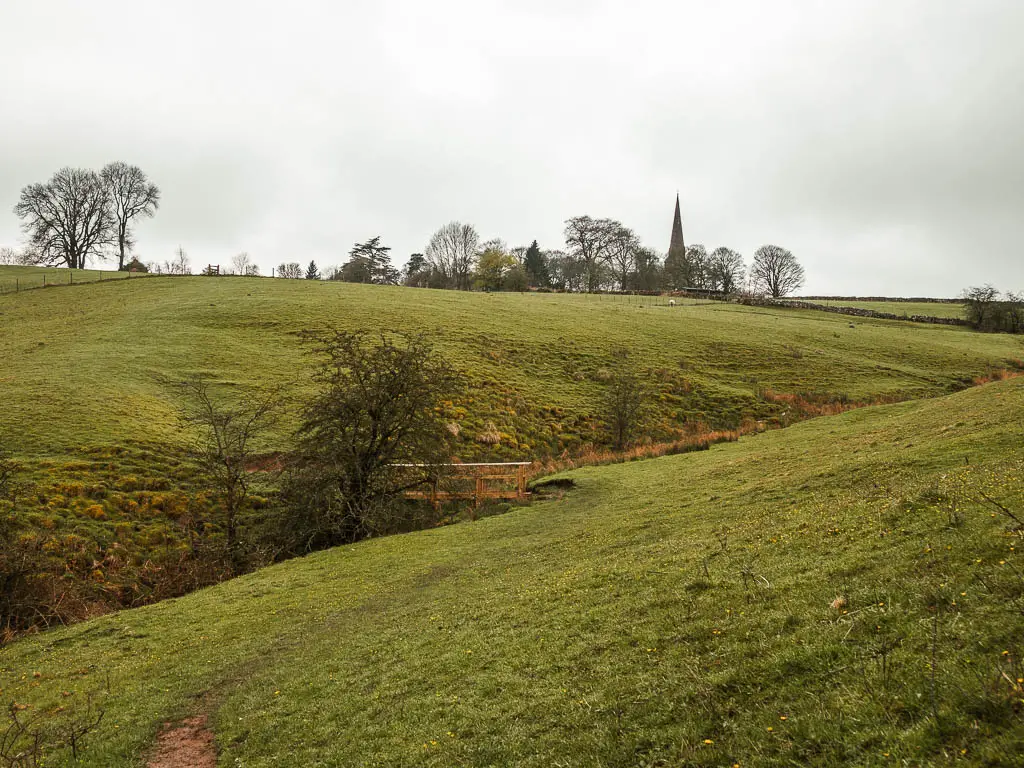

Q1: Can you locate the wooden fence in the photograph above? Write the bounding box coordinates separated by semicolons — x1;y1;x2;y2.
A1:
396;462;531;508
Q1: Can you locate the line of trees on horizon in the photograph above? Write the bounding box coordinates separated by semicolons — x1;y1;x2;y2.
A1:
252;217;806;299
4;178;808;297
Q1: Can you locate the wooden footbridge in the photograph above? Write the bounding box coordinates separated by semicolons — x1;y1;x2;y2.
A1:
396;462;531;507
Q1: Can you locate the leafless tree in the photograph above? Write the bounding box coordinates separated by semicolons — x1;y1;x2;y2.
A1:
564;216;621;292
0;247;18;265
175;376;282;570
231;252;252;276
750;244;804;298
165;246;191;275
603;350;647;449
13;168;113;269
708;247;746;293
606;225;640;291
101;162;160;271
277;262;303;279
425;222;479;290
961;285;1024;332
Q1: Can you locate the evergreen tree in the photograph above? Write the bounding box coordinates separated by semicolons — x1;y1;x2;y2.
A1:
305;260;321;280
523;240;549;287
345;237;398;285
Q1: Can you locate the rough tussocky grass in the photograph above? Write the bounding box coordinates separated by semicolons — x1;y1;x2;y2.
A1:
0;377;1022;766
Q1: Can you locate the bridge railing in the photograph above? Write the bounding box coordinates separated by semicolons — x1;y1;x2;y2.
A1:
393;462;531;507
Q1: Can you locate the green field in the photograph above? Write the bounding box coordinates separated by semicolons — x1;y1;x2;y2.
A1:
1;272;1020;459
2;376;1021;766
2;271;1023;765
0;265;143;295
806;299;967;320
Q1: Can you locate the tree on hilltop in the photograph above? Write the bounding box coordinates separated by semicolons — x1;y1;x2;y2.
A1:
101;162;160;271
564;216;621;292
339;237;398;285
708;247;745;293
629;246;662;292
750;245;804;298
14;167;114;269
403;253;429;287
425;222;479;291
474;242;517;291
306;260;321;280
606;225;640;292
522;240;549;288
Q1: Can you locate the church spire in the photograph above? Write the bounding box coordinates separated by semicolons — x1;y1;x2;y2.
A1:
668;192;685;259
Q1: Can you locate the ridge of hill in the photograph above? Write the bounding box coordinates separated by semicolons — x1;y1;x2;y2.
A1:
2;378;1022;766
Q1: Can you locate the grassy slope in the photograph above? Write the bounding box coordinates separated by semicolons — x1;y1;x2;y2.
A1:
805;300;967;320
2;378;1022;766
1;275;1020;459
0;265;138;294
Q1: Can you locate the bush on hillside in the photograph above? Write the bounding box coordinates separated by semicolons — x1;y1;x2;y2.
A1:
602;349;648;450
279;330;463;551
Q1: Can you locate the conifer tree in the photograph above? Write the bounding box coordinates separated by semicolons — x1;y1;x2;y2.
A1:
523;240;549;287
306;260;320;280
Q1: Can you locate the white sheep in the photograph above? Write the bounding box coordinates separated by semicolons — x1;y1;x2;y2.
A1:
668;299;676;307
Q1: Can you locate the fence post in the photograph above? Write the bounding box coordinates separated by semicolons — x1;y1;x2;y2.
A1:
517;465;526;498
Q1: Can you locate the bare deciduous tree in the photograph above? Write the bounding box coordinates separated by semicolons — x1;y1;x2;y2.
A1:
231;252;252;276
564;216;621;292
176;376;281;570
101;162;160;271
165;246;191;275
606;225;640;291
13;168;113;269
425;222;479;290
750;244;804;298
961;285;1024;333
708;247;746;293
603;350;647;450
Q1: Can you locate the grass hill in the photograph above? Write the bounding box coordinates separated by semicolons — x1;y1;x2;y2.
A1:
801;299;967;320
1;270;1021;634
1;272;1020;459
0;265;137;295
2;376;1021;766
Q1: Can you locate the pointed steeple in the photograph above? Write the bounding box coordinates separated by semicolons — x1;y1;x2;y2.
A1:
668;192;685;259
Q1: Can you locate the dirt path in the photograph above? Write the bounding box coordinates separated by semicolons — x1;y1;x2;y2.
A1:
147;715;216;768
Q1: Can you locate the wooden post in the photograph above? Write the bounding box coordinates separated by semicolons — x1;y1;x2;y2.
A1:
517;465;526;498
475;476;484;508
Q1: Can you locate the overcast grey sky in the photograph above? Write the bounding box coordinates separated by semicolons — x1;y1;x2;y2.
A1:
2;0;1022;295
